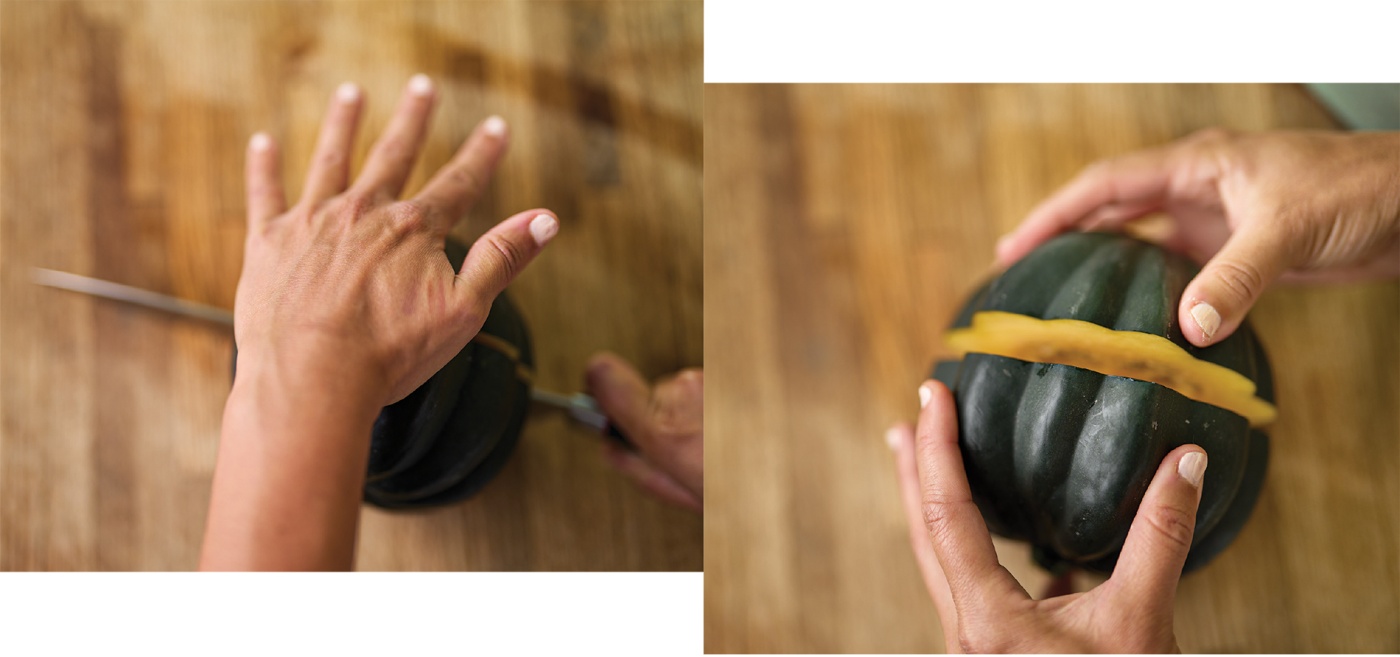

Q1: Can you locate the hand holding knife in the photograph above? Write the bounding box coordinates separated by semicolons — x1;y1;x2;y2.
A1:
34;267;697;511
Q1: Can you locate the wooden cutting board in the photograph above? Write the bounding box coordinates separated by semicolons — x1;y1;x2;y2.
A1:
0;0;701;571
704;84;1399;652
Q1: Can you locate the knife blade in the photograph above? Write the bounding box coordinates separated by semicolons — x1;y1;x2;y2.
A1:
529;387;632;447
32;268;234;327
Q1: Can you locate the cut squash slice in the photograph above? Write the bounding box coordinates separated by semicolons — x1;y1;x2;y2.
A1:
945;310;1277;427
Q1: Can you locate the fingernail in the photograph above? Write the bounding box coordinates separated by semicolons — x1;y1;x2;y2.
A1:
335;82;360;103
528;213;558;246
885;427;902;451
249;133;272;151
1178;451;1207;488
918;383;933;409
483;115;507;137
1190;302;1220;342
408;73;433;96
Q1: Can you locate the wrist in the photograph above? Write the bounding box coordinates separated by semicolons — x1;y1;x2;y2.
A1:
223;341;387;462
204;345;385;571
233;338;391;413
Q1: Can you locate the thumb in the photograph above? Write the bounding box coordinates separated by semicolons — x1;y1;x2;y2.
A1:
1108;445;1207;614
1179;225;1290;347
455;209;557;310
584;352;653;445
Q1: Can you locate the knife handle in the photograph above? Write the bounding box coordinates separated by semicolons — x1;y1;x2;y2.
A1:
603;422;634;450
561;393;634;450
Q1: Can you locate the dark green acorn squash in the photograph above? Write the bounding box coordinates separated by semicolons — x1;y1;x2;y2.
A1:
930;231;1273;574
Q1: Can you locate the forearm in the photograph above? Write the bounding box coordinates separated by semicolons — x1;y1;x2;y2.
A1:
199;354;382;571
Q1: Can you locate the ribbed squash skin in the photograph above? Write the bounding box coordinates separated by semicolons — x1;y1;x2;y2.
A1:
931;232;1272;573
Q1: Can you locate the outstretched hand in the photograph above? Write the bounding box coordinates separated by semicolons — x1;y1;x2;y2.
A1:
888;380;1208;653
236;74;558;407
204;75;554;570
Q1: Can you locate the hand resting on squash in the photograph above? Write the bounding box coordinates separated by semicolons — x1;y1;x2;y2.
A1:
201;75;556;570
887;380;1206;653
996;129;1400;348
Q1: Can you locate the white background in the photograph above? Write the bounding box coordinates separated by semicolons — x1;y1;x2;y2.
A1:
706;0;1400;82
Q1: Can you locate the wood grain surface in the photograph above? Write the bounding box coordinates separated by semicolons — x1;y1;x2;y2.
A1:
0;0;701;571
704;84;1400;653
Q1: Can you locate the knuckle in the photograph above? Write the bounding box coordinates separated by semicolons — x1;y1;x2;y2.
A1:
1209;258;1267;304
448;166;486;197
314;148;347;170
920;499;957;538
387;200;431;234
377;137;413;162
648;400;700;449
481;232;527;282
1180;128;1240;170
337;191;375;218
1142;503;1196;550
